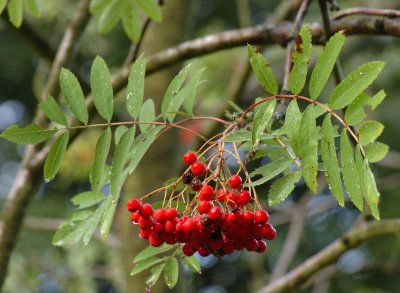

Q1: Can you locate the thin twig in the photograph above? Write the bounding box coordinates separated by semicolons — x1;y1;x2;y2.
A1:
333;7;400;20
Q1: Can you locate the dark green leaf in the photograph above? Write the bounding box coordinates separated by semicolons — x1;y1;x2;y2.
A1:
285;99;301;155
7;0;23;27
134;244;175;263
288;24;312;95
358;120;384;146
90;127;112;192
183;67;205;116
39;95;68;126
136;0;162;22
247;44;278;95
354;145;368;203
247;158;292;187
340;129;363;211
252;99;276;146
25;0;42;17
368;90;386;110
321;115;344;206
91;56;114;122
365;164;380;219
127;55;145;119
0;123;57;144
344;93;369;126
364;142;388;163
164;257;179;289
139;99;156;132
182;255;201;274
309;31;345;99
71;191;106;209
146;264;165;287
97;0;123;33
299;105;318;192
268;171;301;206
131;257;164;276
60;68;88;125
44;132;69;182
90;0;111;13
122;0;141;42
329;62;385;110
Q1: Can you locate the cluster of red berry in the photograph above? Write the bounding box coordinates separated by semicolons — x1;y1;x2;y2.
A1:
126;152;276;257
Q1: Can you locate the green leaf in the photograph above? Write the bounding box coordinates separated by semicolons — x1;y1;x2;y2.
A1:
288;24;312;95
285;99;301;155
161;65;190;122
60;68;88;125
131;257;164;276
364;142;389;163
354;145;368;202
365;164;380;219
224;128;252;143
368;90;386;110
299;105;318;192
247;158;292;187
82;211;102;245
90;0;111;13
0;0;7;14
39;95;68;126
183;67;205;116
91;56;114;122
71;191;105;209
8;0;23;27
329;62;385;110
340;129;363;211
146;264;165;287
134;244;175;263
25;0;42;17
114;125;129;145
99;197;116;238
309;31;345;99
268;171;301;206
182;255;201;274
358;120;384;146
44;132;69;182
0;123;57;144
247;44;278;95
139;99;156;133
110;127;135;199
127;55;145;119
321;115;344;206
122;0;141;42
90;127;112;192
52;221;84;247
252;99;276;146
71;210;93;222
344;93;369;126
97;0;123;33
136;0;162;22
164;257;179;289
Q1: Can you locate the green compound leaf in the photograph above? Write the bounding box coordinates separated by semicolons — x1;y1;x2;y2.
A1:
8;0;23;27
340;129;363;211
146;264;165;287
60;68;88;125
329;61;385;110
182;255;201;274
90;127;112;193
288;24;312;95
39;95;68;126
252;99;276;146
344;93;369;126
285;99;301;155
164;257;179;289
0;123;57;144
127;55;145;119
91;56;114;122
136;0;162;22
25;0;42;17
247;158;292;187
364;142;389;163
299;105;318;192
71;191;106;209
321;115;344;206
131;257;164;276
139;99;156;133
369;90;386;110
97;0;123;34
90;0;111;13
161;65;190;122
134;244;175;263
52;220;87;247
358;120;384;146
247;44;278;95
268;171;301;206
122;0;141;42
44;132;69;182
365;164;380;219
184;67;205;116
309;31;345;100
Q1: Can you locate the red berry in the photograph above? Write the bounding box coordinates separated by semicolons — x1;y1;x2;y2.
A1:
266;224;276;240
238;190;251;205
208;207;222;221
140;203;153;218
223;241;235;254
165;208;177;220
183;218;197;233
191;178;203;191
227;212;240;225
138;217;154;230
229;175;242;189
153;223;165;233
149;232;164;247
197;200;212;214
227;192;238;208
130;212;140;223
182;243;195;256
254;210;269;224
164;220;176;233
183;151;197;165
139;229;152;239
257;240;267;253
199;185;214;201
246;238;259;251
258;223;274;239
191;161;206;177
216;188;227;202
197;247;211;257
242;211;254;224
153;209;167;223
127;199;142;212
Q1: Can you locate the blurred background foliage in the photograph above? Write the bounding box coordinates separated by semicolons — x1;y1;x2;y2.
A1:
1;0;400;292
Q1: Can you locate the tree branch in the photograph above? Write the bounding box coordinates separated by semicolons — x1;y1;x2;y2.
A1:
257;219;400;293
333;7;400;20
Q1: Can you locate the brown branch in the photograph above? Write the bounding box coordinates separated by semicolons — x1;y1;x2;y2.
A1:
333;7;400;20
257;219;400;293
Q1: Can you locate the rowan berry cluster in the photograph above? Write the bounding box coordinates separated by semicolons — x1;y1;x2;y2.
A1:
126;151;276;257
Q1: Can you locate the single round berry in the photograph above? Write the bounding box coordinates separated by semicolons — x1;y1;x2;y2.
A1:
181;172;194;184
139;229;151;239
208;206;222;221
257;240;267;253
140;203;154;218
183;151;197;165
165;208;177;220
246;238;259;251
138;217;154;230
153;209;167;223
229;175;242;189
127;199;142;212
182;243;195;256
242;211;254;224
130;212;140;223
164;220;176;233
238;190;251;205
216;188;227;202
149;232;164;247
191;161;206;177
183;218;197;233
227;192;238;208
197;200;212;214
254;210;269;224
191;178;203;191
199;185;214;201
